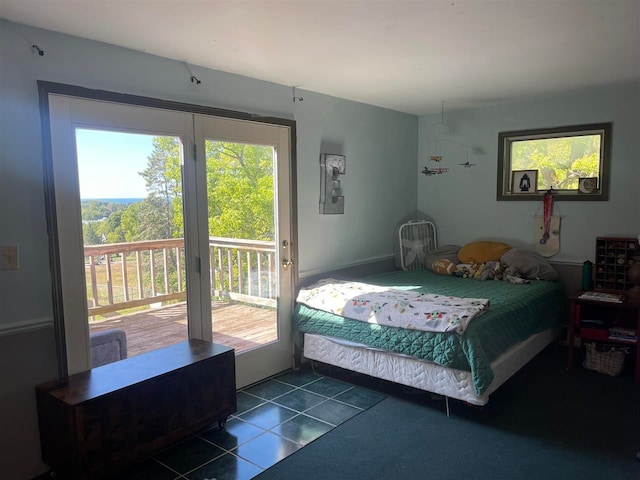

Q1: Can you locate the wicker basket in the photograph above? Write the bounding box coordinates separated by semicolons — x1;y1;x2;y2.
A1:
583;342;626;376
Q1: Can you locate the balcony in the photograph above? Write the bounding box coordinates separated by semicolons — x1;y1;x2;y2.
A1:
84;237;278;358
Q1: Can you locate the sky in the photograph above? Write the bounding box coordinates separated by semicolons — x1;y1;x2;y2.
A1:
75;128;166;199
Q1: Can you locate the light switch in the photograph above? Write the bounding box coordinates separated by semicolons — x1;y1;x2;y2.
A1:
1;245;19;270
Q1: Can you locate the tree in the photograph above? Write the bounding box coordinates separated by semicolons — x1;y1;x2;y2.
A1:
205;141;274;240
82;221;102;246
512;135;601;191
82;137;275;244
137;137;183;240
97;210;125;244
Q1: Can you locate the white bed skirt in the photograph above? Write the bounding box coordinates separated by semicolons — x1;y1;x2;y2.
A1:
303;326;560;406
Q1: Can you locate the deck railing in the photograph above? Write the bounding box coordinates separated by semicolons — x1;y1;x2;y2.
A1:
84;237;277;317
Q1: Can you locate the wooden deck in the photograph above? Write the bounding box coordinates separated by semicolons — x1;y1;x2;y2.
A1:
89;301;277;358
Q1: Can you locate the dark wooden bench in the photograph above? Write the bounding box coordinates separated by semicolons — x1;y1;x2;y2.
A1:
36;339;236;479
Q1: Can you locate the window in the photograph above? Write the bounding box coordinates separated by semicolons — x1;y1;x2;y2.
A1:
497;123;612;200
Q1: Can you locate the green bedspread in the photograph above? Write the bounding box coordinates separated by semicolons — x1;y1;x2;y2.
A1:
294;269;565;395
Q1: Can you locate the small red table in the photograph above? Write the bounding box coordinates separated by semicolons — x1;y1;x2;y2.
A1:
567;293;640;382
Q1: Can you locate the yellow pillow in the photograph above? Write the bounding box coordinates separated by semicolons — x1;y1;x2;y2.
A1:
458;241;511;264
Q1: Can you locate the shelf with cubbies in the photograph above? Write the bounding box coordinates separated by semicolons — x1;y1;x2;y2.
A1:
594;237;639;292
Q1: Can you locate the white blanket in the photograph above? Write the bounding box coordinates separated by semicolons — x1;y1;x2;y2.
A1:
296;278;490;334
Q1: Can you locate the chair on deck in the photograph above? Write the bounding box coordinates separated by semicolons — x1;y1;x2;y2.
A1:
90;329;127;368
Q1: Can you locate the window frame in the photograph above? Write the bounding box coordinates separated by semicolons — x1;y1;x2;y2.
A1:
496;123;612;201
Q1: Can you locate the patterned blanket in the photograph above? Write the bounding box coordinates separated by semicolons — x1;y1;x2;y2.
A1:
296;278;490;334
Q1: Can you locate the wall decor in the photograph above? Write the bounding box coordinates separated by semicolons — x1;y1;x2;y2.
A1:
534;215;561;257
511;170;538;194
578;177;598;194
320;153;346;214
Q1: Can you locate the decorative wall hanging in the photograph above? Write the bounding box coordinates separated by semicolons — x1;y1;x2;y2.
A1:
320;153;345;214
534;188;561;257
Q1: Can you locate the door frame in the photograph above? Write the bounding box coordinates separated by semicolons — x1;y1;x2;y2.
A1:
38;81;298;379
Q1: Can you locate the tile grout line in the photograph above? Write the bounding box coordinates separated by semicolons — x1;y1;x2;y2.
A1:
238;383;373;430
114;370;384;479
137;372;384;480
150;457;184;478
180;448;265;478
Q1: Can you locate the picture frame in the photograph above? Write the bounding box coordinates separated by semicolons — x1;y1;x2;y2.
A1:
578;177;598;194
510;170;538;194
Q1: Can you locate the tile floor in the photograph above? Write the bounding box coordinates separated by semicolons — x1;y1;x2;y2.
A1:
111;368;386;480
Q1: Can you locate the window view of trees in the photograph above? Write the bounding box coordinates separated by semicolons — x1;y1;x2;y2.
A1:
511;134;601;191
81;137;274;246
81;134;276;310
205;140;274;241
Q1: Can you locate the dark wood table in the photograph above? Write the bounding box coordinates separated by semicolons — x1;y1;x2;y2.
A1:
36;339;236;479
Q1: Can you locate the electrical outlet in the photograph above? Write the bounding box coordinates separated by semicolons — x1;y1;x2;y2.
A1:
1;245;19;270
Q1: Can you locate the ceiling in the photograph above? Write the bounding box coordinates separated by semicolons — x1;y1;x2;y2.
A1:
1;0;638;115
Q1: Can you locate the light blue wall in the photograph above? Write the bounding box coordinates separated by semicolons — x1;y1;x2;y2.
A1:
294;90;418;275
417;82;640;264
4;17;637;479
0;21;417;478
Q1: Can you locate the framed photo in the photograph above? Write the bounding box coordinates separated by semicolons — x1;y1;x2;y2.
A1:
511;170;538;194
578;177;598;194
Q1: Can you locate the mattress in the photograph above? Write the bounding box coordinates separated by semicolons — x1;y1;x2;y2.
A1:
303;326;560;406
294;269;565;395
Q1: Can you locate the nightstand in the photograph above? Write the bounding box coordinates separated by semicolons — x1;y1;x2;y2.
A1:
567;294;640;381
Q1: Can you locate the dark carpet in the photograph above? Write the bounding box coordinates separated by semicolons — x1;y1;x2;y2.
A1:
256;345;640;480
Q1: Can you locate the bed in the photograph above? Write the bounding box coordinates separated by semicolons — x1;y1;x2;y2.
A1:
294;264;565;406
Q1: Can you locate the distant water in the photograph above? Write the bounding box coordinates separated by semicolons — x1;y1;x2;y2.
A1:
82;198;144;204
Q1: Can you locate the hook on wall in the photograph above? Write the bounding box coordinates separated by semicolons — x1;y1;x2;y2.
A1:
184;62;202;86
292;87;303;102
32;44;45;56
5;23;46;57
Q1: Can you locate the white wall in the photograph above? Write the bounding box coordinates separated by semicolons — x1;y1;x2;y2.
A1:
0;21;417;479
417;82;640;264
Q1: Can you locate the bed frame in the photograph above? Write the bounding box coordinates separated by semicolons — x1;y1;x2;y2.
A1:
296;220;561;407
302;327;559;407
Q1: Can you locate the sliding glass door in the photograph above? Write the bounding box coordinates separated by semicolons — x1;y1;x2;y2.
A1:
46;92;295;386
